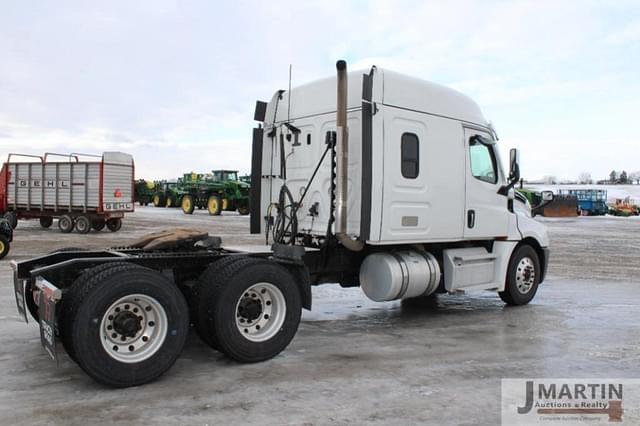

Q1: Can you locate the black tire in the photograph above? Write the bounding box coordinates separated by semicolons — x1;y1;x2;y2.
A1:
237;204;250;215
499;244;541;306
39;216;53;228
191;255;245;349
152;194;163;207
181;195;195;215
165;197;174;208
106;218;122;232
58;214;75;233
60;263;189;387
58;262;135;361
0;235;9;260
4;212;18;229
75;215;91;234
198;257;302;363
207;195;222;216
92;220;106;231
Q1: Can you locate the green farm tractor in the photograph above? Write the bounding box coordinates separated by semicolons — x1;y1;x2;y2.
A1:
180;170;250;216
152;180;185;208
134;179;156;206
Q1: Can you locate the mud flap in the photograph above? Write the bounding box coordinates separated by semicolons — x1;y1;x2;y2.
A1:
13;273;28;323
37;279;61;362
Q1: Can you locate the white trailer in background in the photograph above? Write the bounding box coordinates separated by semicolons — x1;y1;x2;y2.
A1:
0;152;134;233
9;61;552;388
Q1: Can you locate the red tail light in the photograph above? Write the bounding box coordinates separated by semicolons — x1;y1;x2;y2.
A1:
114;189;122;198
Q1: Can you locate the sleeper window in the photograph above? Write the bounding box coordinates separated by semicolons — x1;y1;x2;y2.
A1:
401;133;419;179
469;137;498;184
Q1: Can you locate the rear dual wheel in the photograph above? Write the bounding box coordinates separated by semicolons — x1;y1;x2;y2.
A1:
58;263;189;387
192;256;302;363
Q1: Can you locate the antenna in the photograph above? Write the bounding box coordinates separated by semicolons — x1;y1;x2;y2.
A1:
287;64;292;123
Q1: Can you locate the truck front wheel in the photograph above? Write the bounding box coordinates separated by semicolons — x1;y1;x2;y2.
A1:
198;257;302;363
499;244;541;306
61;263;189;387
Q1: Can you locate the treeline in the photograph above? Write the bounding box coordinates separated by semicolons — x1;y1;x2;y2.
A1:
600;170;640;185
530;171;640;185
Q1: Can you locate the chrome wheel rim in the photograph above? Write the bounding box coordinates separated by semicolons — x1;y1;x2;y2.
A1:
235;282;286;342
99;294;168;363
515;257;536;294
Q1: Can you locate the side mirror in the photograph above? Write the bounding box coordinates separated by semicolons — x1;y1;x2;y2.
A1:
541;191;553;202
509;148;520;184
498;148;521;197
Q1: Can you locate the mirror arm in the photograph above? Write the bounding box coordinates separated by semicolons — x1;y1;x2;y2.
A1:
498;164;520;196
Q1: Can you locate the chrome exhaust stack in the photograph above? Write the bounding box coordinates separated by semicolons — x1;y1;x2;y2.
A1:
335;60;364;251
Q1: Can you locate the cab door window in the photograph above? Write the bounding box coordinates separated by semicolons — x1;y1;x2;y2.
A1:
469;136;498;184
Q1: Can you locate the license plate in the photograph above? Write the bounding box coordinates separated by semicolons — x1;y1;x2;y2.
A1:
37;279;61;362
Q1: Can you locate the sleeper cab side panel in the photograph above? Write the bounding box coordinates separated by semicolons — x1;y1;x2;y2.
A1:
373;106;465;243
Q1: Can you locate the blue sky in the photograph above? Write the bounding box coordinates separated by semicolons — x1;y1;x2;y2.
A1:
1;0;639;181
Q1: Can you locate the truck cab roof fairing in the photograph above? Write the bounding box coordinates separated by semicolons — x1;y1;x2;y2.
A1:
263;68;488;129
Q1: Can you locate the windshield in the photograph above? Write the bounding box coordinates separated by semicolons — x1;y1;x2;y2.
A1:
224;171;238;181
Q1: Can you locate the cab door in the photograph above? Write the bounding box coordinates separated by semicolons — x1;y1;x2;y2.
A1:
463;127;510;239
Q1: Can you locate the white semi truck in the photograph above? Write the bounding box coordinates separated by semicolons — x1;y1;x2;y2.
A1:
10;61;551;387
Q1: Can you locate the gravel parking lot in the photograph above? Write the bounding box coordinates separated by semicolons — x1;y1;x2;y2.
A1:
1;208;638;425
